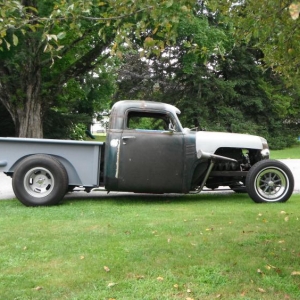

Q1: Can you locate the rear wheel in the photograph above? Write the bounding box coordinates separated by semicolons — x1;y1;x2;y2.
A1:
12;154;68;206
246;160;294;203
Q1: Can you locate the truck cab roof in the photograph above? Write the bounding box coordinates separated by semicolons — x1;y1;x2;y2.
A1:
109;100;182;131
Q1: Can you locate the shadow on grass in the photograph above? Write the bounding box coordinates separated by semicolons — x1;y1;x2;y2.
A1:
61;190;251;206
4;190;299;208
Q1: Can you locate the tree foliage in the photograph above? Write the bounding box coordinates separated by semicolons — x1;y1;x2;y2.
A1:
209;0;300;83
0;0;195;138
114;7;299;149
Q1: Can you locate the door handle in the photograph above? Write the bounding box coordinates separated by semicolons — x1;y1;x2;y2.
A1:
122;136;136;144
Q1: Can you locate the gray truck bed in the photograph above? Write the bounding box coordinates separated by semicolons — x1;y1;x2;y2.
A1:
0;137;104;187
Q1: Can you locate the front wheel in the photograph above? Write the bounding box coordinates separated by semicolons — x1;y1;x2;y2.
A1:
12;154;69;206
246;159;294;203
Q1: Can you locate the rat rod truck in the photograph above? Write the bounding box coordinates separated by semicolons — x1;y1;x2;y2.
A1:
0;100;295;206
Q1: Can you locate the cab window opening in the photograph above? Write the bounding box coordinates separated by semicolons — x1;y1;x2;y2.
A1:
127;111;176;131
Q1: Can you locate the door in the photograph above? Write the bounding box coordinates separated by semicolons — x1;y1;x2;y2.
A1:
117;110;184;193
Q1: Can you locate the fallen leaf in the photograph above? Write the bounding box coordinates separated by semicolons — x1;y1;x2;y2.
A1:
173;284;179;288
107;282;117;287
266;264;276;270
186;298;194;300
157;276;164;281
104;266;110;272
257;269;264;275
33;286;43;291
258;288;266;293
278;240;285;244
291;271;300;276
280;211;287;214
285;216;289;222
290;3;300;20
80;255;85;260
216;294;222;298
187;288;192;293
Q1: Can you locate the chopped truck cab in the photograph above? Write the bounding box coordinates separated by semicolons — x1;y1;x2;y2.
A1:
0;100;295;206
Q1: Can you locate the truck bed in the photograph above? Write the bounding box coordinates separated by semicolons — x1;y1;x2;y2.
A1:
0;137;104;187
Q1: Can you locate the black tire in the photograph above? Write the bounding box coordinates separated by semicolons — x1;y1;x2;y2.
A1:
246;159;294;203
12;154;69;206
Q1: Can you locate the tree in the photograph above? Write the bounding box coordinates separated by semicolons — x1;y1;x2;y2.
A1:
42;67;117;139
114;7;299;149
0;0;195;138
209;0;300;83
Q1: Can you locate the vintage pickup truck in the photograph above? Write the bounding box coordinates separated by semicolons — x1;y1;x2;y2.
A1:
0;100;295;206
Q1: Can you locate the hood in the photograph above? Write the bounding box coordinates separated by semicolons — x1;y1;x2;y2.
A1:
195;131;265;154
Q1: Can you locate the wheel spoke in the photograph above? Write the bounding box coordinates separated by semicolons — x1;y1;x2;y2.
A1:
256;167;288;201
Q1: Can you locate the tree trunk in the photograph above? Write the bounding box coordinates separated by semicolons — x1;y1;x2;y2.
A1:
0;63;43;138
21;67;42;138
16;97;43;138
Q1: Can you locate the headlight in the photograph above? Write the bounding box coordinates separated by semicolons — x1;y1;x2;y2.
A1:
260;137;270;158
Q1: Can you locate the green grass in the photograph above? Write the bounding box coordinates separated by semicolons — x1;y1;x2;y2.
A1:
1;193;300;299
271;143;300;159
86;134;106;142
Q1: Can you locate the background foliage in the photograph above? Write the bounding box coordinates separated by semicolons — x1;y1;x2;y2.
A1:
114;4;299;149
0;0;299;148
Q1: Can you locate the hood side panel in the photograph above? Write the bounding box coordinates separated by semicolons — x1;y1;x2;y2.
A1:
196;131;263;154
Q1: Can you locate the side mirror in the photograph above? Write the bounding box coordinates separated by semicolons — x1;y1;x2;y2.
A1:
168;123;175;132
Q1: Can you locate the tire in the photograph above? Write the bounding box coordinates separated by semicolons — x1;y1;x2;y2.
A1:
12;154;69;206
246;159;294;203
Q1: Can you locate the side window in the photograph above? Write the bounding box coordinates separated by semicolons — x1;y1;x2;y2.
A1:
127;111;176;131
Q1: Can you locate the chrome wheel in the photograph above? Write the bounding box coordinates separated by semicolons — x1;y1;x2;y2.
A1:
12;154;68;206
246;159;294;203
24;167;54;198
254;167;288;202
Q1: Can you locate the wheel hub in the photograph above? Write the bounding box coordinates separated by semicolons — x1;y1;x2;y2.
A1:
36;177;46;186
23;167;54;198
267;180;275;187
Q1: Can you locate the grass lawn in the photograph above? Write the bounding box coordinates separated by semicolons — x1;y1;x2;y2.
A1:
1;193;300;299
87;134;106;142
270;143;300;159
